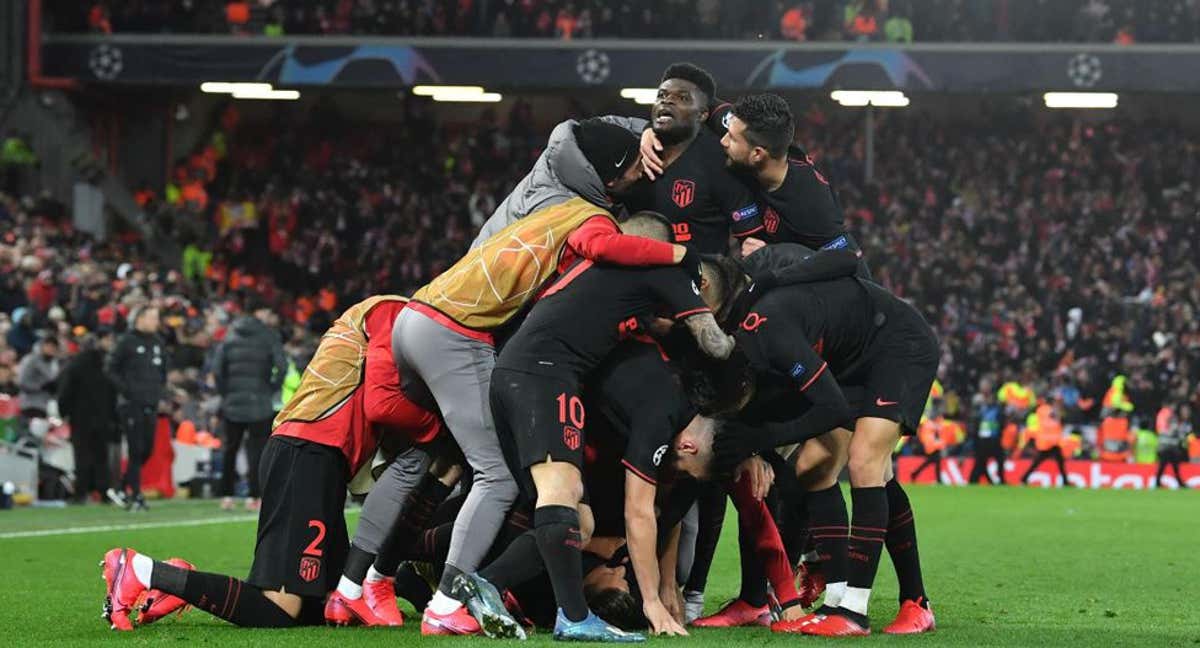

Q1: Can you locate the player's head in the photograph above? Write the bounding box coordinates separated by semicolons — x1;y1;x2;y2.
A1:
584;564;646;630
131;304;161;334
682;350;757;416
722;93;794;171
696;255;750;324
574;118;643;196
619;210;673;241
670;415;718;480
653;63;715;145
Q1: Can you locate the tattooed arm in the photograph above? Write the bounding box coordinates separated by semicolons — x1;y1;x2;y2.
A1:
684;313;735;360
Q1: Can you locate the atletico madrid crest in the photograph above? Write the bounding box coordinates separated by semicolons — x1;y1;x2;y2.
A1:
299;556;322;583
672;179;695;208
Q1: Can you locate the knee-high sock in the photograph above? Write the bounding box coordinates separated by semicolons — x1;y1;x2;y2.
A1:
884;479;927;604
806;484;848;606
841;487;887;617
533;505;588;622
684;484;726;594
151;562;299;628
729;477;799;607
479;530;544;592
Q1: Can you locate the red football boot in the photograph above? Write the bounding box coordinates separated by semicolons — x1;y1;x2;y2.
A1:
800;612;871;637
101;548;147;631
138;558;195;625
325;590;387;626
691;599;771;628
884;598;936;635
421;605;482;635
502;589;535;628
363;577;405;626
771;611;822;633
796;562;826;609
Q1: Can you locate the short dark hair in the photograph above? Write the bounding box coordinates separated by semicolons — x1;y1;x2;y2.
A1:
618;210;673;241
699;255;752;325
661;62;716;104
586;587;647;631
731;93;795;158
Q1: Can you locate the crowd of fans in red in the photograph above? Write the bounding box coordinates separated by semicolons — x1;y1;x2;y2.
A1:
2;98;1198;496
48;0;1200;44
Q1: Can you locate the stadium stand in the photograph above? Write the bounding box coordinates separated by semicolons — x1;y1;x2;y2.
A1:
45;0;1200;44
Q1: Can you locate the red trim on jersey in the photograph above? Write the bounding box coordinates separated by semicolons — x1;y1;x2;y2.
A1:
406;301;495;345
733;225;765;238
799;361;828;392
623;459;658;485
541;259;594;299
674;307;711;319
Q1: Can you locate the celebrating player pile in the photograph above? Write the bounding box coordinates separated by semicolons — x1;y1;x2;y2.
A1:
99;63;937;641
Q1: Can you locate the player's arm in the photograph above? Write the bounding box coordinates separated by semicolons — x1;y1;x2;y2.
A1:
597;114;651;135
566;216;684;266
716;172;766;240
209;342;226;394
647;267;736;359
624;470;687;636
657;519;684;622
361;305;440;435
741;242;861;287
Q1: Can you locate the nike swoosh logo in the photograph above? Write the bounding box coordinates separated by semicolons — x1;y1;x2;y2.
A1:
876;398;899;406
615;151;628;168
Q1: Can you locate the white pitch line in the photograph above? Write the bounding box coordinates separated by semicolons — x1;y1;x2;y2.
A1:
0;514;260;539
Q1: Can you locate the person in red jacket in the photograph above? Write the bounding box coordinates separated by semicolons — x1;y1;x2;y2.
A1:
98;297;441;631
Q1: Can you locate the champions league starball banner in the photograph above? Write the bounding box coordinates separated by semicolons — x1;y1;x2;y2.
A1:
897;456;1200;490
41;35;1200;93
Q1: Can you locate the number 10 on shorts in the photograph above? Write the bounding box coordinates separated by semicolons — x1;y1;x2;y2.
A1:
557;392;584;451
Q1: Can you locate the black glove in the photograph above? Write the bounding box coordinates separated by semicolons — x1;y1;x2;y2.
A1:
712;422;763;479
680;247;703;284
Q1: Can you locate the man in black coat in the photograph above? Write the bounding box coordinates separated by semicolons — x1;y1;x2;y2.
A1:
211;299;286;510
58;330;119;503
105;306;168;511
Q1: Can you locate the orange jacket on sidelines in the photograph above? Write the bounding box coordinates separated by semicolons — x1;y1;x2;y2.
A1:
1033;404;1064;451
1099;416;1132;462
918;419;945;454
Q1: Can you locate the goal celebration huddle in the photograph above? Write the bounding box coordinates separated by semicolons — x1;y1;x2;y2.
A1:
99;63;938;641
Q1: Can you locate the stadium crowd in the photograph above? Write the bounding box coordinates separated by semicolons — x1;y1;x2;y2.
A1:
48;0;1200;44
2;94;1199;505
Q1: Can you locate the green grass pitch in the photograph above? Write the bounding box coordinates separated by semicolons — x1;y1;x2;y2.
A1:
1;485;1196;647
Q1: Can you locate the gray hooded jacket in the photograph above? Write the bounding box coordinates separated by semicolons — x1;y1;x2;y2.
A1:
470;116;648;249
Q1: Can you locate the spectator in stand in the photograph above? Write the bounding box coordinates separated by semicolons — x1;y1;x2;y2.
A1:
885;3;914;42
87;2;113;34
844;0;883;41
0;363;18;396
780;4;809;41
225;1;250;35
57;330;119;504
210;297;286;511
16;334;60;434
1154;403;1191;488
105;305;168;511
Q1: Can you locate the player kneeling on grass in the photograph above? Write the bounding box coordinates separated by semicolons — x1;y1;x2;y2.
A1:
100;297;442;630
450;251;734;642
697;256;939;637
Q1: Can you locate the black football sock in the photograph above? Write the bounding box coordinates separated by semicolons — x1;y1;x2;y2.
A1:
437;564;464;598
885;479;928;605
684;484;726;594
393;561;433;610
408;521;454;564
342;545;375;588
782;492;810;568
479;529;544;592
171;568;298;627
374;476;454;577
806;484;849;589
534;505;589;622
736;512;769;607
839;486;887;625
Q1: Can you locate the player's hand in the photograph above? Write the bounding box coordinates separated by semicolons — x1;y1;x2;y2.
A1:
660;584;685;622
640;129;665;180
741;237;767;257
644;599;689;636
734;455;775;500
